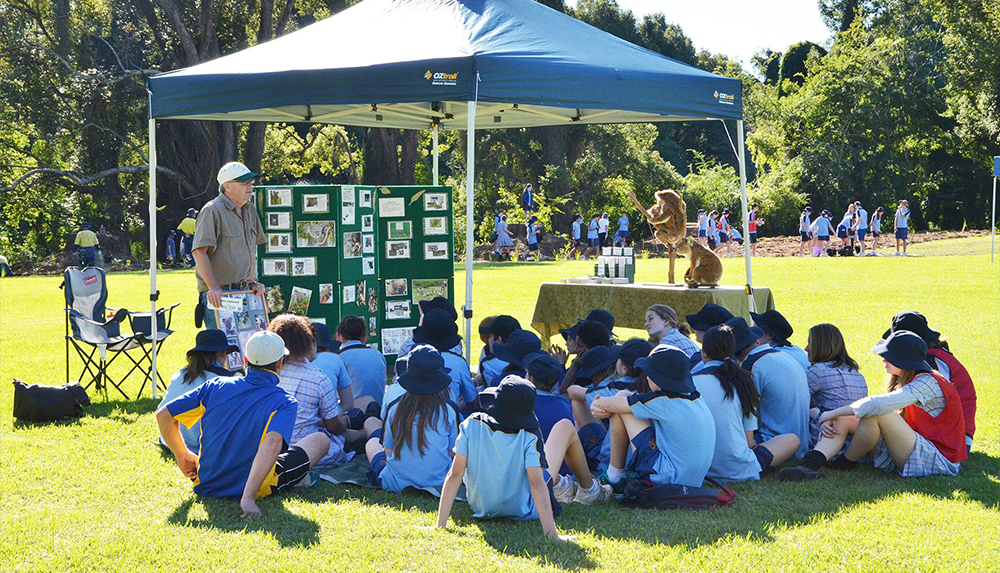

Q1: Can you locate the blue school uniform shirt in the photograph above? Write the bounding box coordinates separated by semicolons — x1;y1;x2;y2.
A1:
158;363;230;452
693;363;761;482
839;212;854;229
378;398;460;493
617;216;629;233
698;214;709;232
339;340;388;404
871;215;881;232
479;356;509;388
490;367;527;388
896;207;910;228
310;352;354;391
800;213;811;232
708;217;719;240
719;217;730;233
744;345;810;458
165;236;176;259
442;350;478;404
454;413;544;520
527;224;538;245
813;217;833;237
856;208;868;229
164;368;297;499
774;344;810;373
587;220;599;239
627;390;715;487
585;375;637;469
534;389;573;440
572;220;582;240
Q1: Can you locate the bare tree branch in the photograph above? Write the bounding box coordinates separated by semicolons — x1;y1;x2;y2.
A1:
2;165;198;197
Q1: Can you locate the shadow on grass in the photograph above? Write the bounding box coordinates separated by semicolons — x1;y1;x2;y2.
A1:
167;495;321;548
11;396;160;429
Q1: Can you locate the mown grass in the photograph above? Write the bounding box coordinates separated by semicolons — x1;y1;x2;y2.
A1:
1;241;998;571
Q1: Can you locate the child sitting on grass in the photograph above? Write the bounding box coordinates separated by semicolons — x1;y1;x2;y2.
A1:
364;345;460;493
805;324;868;448
558;320;613;393
591;346;716;491
437;378;572;541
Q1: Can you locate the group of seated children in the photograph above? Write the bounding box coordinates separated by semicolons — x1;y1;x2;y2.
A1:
156;298;976;537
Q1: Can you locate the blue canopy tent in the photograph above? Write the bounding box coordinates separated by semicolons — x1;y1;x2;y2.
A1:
145;0;753;394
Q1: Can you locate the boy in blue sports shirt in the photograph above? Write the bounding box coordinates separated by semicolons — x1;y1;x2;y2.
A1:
894;199;910;256
489;328;543;386
583;214;601;259
474;315;520;388
811;210;835;256
336;316;388;405
568;214;584;259
156;331;330;518
697;209;709;246
750;310;810;373
310;322;354;411
438;378;573;541
591;345;715;490
615;213;629;246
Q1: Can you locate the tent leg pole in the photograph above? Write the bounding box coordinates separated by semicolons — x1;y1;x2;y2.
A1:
148;116;159;399
432;124;440;186
737;120;755;313
992;176;996;263
464;102;476;365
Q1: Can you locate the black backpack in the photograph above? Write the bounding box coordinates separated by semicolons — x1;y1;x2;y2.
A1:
12;379;91;422
619;477;737;510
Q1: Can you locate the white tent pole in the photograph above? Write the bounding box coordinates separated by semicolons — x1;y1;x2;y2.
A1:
148;116;159;399
991;175;996;263
737;120;756;312
463;101;476;365
432;124;440;186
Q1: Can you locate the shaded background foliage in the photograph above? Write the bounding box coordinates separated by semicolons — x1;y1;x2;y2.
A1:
0;0;996;263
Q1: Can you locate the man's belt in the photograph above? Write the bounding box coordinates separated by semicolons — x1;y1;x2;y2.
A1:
219;281;254;291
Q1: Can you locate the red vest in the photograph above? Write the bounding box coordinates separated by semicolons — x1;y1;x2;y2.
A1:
903;372;967;463
748;212;757;233
927;348;976;438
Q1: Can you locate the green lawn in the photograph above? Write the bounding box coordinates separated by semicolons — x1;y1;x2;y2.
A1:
2;243;999;571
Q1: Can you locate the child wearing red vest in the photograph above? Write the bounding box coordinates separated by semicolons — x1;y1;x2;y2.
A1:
778;330;966;481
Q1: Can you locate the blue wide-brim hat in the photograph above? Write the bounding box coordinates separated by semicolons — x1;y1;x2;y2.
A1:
189;329;238;355
618;338;653;369
312;322;339;351
479;376;539;431
585;309;616;337
396;345;452;395
558;319;584;340
724;317;764;354
873;330;933;372
492;329;542;368
417;296;458;322
412;309;462;352
686;304;735;332
750;310;794;344
881;310;940;345
575;344;622;381
523;351;565;385
634;346;697;395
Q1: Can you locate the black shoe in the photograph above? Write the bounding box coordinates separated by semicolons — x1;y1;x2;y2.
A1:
346;408;367;430
826;455;858;471
778;466;826;482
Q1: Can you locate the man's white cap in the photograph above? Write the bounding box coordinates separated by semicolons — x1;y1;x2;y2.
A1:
244;331;288;366
217;161;259;185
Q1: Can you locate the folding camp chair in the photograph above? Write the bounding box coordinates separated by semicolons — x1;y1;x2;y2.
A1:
121;301;179;396
62;267;160;400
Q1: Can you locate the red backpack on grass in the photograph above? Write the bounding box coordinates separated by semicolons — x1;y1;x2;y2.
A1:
619;477;736;510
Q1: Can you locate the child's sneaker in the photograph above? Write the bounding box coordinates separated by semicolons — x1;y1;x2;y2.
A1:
574;482;614;505
777;466;825;482
552;476;578;503
596;470;627;495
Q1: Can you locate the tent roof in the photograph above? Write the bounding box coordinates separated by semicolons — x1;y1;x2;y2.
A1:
148;0;742;129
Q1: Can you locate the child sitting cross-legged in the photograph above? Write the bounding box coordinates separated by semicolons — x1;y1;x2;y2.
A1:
438;377;573;541
363;345;460;493
591;346;716;491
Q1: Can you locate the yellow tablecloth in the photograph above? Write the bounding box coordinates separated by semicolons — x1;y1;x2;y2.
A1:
530;282;774;344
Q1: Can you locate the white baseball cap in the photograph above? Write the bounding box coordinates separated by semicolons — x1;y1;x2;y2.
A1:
244;331;288;366
217;161;259;185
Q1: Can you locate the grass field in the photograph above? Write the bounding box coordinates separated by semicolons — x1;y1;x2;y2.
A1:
1;239;999;571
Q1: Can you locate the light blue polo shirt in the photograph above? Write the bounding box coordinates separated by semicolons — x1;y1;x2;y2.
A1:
378;398;460;494
856;208;868;229
774;344;811;373
626;390;716;487
527;224;538;245
442;350;478;405
479;356;509;387
896;207;910;228
871;215;881;232
587;220;599;239
164;368;297;499
744;345;810;458
454;413;544;520
693;363;761;482
339;340;388;404
158;363;229;451
813;217;834;237
311;351;354;391
585;375;637;469
698;214;709;232
572;220;582;240
800;213;811;232
617;216;629;232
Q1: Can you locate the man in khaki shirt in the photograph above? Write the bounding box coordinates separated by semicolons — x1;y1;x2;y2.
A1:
192;162;266;329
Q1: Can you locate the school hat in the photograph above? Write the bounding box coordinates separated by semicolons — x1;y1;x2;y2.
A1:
81;222;92;229
804;206;813;213
558;320;584;340
396;344;453;395
697;208;705;214
479;376;540;431
188;329;238;355
412;308;462;352
872;331;933;372
311;322;340;352
585;309;616;337
881;310;940;344
492;329;543;368
217;161;258;185
168;230;176;237
686;304;735;332
618;338;653;370
486;315;521;340
876;207;885;213
523;352;564;386
417;296;458;322
750;310;794;345
634;346;697;395
575;345;623;382
186;208;197;217
244;331;289;366
724;317;764;354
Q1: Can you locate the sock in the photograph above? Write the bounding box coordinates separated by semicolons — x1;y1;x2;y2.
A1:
556;474;573;490
801;450;829;471
605;465;626;483
580;479;600;494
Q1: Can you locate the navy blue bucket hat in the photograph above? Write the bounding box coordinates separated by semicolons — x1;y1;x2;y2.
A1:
873;330;934;372
558;319;584;341
311;322;340;352
396;345;452;395
585;309;616;337
634;346;697;395
686;304;735;332
724;317;763;354
575;345;622;381
188;329;238;355
881;310;940;345
486;315;521;341
523;352;565;387
418;296;458;322
412;308;462;352
492;329;542;368
480;376;540;431
618;338;653;370
750;310;794;344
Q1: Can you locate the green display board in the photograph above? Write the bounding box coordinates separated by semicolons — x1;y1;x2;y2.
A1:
255;184;454;360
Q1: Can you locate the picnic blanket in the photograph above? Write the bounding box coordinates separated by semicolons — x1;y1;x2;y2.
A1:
317;456;467;500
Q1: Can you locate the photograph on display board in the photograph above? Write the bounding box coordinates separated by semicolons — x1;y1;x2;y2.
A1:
423;216;448;236
319;283;334;304
424;242;449;260
226;350;243;371
291;257;317;276
360;188;373;208
368;316;377;338
288;287;312;315
343;232;362;258
209;291;271;372
381;327;414;356
265;286;285;312
385;278;408;297
386;300;411;321
267;233;292;253
218;311;238;337
423;193;447;211
236;311;252;330
385;240;410;259
378;197;405;218
367;287;378;314
362;234;375;254
355;280;366;306
254;314;268;331
362;257;375;275
267;212;291;230
262;258;288;276
387;220;412;240
267;188;293;208
302;193;330;214
412;278;449;304
342;284;356;305
247;295;264;312
296;220;335;248
361;214;374;232
341;186;356;225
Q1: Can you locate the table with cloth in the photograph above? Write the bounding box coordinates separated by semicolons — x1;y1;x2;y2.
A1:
530;282;774;345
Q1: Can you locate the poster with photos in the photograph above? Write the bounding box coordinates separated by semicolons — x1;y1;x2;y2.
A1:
262;258;288;276
381;327;414;356
355;280;367;306
360;188;372;208
412;278;449;304
296;220;335;248
362;234;375;254
288;286;312;315
386;300;411;320
387;221;412;240
265;286;285;312
367;287;378;314
368;316;377;338
267;212;291;230
424;242;449;260
291;257;316;276
319;283;334;304
361;214;374;232
343;232;362;258
385;240;410;259
302;193;329;213
209;291;269;372
362;257;375;275
267;233;292;253
385;278;407;297
342;284;356;305
341;186;356;225
423;216;447;236
267;188;293;208
423;193;447;211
